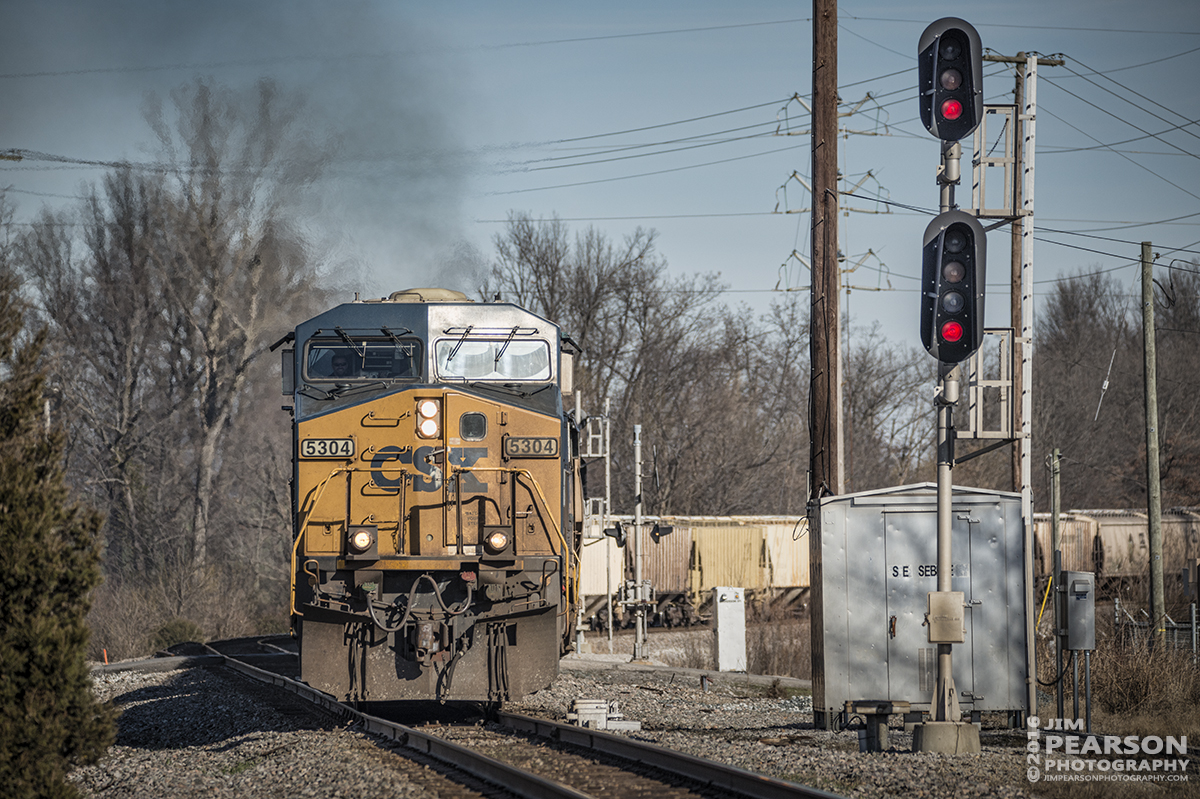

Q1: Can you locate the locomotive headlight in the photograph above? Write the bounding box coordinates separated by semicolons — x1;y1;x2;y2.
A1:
416;399;440;438
484;529;510;554
345;525;378;560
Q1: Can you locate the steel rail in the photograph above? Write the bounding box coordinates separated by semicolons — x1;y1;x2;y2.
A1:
97;649;846;798
217;656;595;799
498;710;845;799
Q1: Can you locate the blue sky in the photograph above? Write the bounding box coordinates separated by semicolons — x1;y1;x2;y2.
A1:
3;0;1199;352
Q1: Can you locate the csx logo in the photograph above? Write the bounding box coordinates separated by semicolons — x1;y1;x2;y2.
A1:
370;445;487;492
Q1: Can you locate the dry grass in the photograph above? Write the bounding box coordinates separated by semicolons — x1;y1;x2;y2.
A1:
1036;608;1200;741
1028;606;1200;798
747;615;810;680
648;606;811;680
86;564;288;662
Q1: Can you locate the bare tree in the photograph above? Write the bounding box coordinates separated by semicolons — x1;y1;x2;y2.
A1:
16;80;335;650
1032;270;1143;509
1150;260;1200;506
20;171;185;577
843;323;934;492
145;78;329;568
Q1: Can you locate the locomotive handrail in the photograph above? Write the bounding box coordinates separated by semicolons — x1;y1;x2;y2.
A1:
291;463;418;616
292;462;577;620
453;464;580;624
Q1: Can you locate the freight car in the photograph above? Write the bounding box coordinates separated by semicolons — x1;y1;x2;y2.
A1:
277;288;583;702
1032;508;1200;592
578;515;809;625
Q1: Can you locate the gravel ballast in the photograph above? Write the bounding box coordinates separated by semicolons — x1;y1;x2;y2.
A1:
76;654;1040;798
520;656;1035;798
73;667;508;799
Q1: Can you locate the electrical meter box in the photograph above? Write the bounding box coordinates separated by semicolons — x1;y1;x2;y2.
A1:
809;483;1030;729
1057;570;1095;651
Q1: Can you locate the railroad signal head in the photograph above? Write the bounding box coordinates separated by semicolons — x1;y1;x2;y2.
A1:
918;18;983;141
921;210;986;363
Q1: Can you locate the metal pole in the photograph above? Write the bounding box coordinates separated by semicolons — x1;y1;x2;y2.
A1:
575;391;585;656
1142;241;1165;651
1010;59;1025;497
1085;650;1091;733
940;140;960;212
1055;549;1064;721
1051;447;1062;719
1020;53;1039;723
604;398;613;653
1050;449;1061;556
633;424;645;661
933;362;961;723
928;137;963;727
1072;650;1079;722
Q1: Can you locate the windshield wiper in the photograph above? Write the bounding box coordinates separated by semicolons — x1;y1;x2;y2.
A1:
469;382;527;398
298;384;335;400
381;325;413;345
446;326;473;363
334;327;366;358
327;381;387;399
494;326;519;364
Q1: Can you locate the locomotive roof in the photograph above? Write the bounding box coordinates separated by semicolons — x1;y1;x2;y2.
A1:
294;290;559;340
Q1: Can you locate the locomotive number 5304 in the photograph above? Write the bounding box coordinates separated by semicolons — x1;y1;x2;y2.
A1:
300;438;355;458
503;436;559;458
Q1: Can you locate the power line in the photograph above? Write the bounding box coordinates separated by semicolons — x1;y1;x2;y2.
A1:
844;15;1200;36
543;97;795;146
1040;74;1200;158
486;142;806;195
1035;105;1200;205
1061;44;1200;77
475;212;771;223
503;122;782;172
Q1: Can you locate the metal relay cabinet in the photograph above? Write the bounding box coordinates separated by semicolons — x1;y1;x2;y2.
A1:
809;483;1031;729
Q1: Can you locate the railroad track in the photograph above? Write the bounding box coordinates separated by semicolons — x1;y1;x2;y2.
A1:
144;637;843;799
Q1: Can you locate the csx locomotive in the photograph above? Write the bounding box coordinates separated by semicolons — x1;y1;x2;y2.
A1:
279;288;583;702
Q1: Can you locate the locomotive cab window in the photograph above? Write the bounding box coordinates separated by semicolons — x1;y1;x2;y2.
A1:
305;338;422;382
460;412;487;440
435;339;551;381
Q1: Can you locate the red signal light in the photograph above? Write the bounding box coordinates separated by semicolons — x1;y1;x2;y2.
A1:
940;320;964;342
940;98;963;120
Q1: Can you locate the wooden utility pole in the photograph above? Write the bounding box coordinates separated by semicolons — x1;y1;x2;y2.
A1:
1142;241;1165;649
809;0;842;500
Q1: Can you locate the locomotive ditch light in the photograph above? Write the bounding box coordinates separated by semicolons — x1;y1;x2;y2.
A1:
484;529;509;553
482;526;515;557
345;525;379;560
416;398;441;439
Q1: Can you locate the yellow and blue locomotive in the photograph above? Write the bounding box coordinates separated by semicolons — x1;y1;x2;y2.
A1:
279;288;582;702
